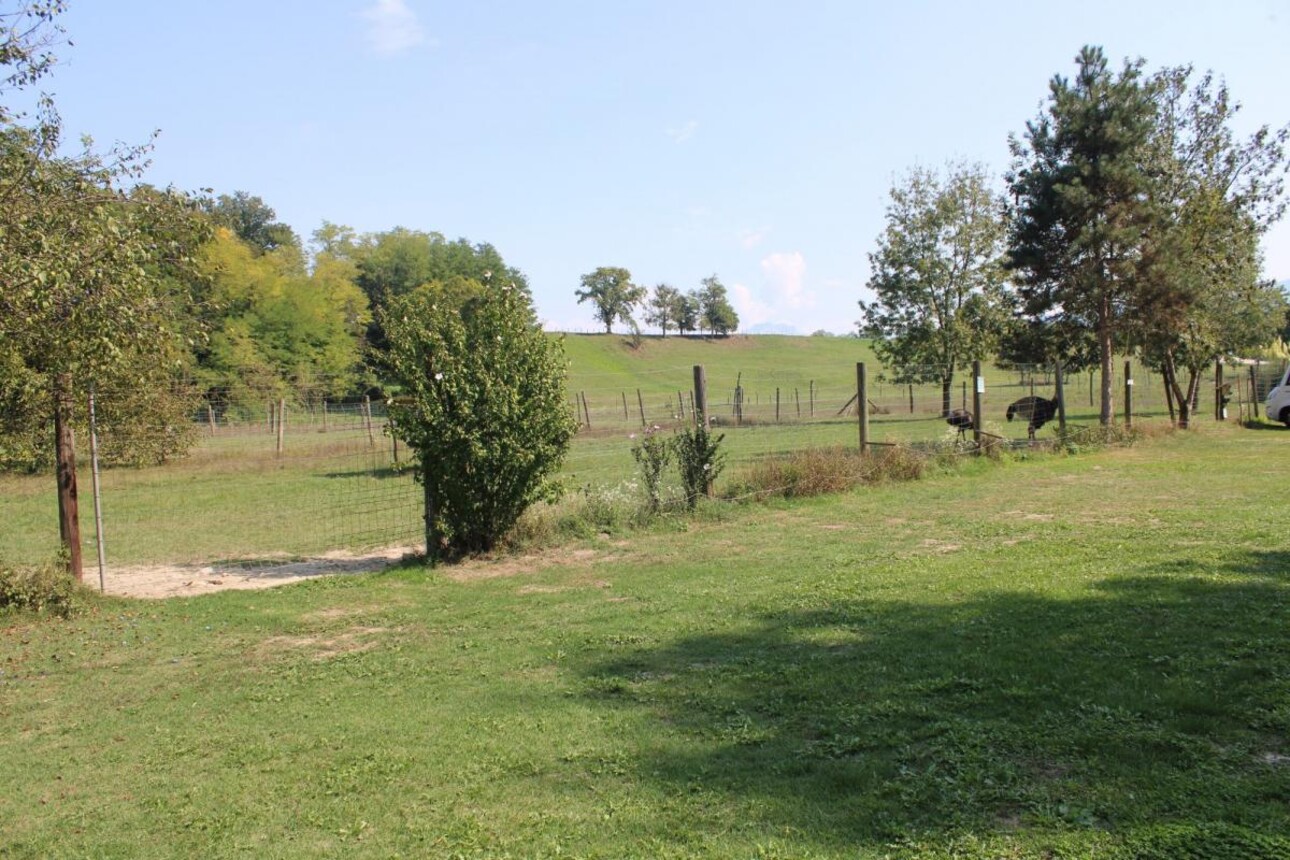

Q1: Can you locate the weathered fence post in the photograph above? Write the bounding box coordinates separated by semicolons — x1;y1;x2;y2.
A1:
809;380;815;417
857;362;870;456
677;389;686;420
972;360;984;453
637;388;647;428
795;387;801;419
775;387;781;423
580;391;592;429
276;398;286;456
693;365;708;427
908;383;914;414
1054;362;1067;436
1249;365;1260;419
621;391;629;421
321;399;328;433
53;378;83;581
207;402;216;436
1124;360;1133;429
363;395;375;447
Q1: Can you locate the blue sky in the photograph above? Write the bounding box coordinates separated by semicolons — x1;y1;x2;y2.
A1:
44;1;1290;333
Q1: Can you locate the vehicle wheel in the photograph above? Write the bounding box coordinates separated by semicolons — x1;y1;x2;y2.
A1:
1281;406;1290;428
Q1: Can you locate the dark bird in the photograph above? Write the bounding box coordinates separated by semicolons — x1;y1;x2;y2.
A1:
946;408;973;439
1006;396;1058;440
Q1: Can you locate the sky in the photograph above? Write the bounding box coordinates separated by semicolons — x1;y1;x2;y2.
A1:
37;0;1290;334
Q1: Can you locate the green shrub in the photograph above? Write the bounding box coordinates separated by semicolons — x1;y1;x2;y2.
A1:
383;281;577;558
0;558;82;618
673;420;726;510
630;426;672;513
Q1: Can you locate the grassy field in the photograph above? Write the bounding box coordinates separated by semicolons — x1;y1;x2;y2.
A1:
2;425;1288;858
0;334;1257;568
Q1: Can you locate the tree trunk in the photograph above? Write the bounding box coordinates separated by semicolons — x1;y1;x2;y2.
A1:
1097;305;1114;425
53;376;83;581
1163;352;1190;429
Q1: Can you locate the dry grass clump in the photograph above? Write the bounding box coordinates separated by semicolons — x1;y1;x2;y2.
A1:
723;444;926;501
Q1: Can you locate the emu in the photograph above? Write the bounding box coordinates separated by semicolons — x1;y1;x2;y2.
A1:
946;408;973;439
1006;396;1058;440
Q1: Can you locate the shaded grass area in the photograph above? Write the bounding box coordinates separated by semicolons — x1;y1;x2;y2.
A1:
1;429;1287;857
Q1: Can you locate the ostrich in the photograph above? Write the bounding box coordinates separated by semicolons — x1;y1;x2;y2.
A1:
946;408;973;439
1006;396;1058;440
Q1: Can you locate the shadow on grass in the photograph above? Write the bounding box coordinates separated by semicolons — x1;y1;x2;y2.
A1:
320;466;413;480
1240;420;1289;432
577;551;1290;854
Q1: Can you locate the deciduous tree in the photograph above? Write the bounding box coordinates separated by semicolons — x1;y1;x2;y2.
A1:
697;275;739;336
576;266;645;333
859;163;1009;416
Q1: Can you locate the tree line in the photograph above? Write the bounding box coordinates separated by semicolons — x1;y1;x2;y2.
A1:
576;267;739;337
859;46;1289;427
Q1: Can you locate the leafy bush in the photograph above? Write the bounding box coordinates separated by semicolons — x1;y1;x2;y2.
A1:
382;281;577;558
630;426;671;513
0;558;82;617
673;420;726;510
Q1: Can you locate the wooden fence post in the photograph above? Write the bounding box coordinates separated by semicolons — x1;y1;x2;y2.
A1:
693;365;708;427
677;389;686;420
1249;366;1259;419
795;387;801;419
207;402;216;436
637;388;647;428
621;391;629;421
775;387;780;423
363;395;375;447
857;362;869;456
321;399;328;433
276;398;286;456
809;380;815;417
1054;362;1067;436
580;391;592;429
1124;360;1133;429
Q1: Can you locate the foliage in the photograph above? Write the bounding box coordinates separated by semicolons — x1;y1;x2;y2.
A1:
1132;66;1289;426
0;556;81;617
697;275;739;335
0;127;212;470
643;283;682;337
629;425;671;512
673;420;726;509
859;163;1009;416
194;228;370;414
1007;46;1158;425
576;266;646;334
199;190;299;255
382;281;576;557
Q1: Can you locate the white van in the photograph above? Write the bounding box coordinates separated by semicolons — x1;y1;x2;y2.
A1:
1267;365;1290;427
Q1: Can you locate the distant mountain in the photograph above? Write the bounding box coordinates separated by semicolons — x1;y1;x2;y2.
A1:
745;322;799;335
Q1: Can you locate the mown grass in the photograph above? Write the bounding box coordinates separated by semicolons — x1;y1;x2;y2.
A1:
1;426;1287;858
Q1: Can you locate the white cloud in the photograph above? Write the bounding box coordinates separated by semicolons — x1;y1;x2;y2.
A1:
665;119;699;144
739;227;770;250
361;0;428;56
730;283;774;329
759;251;811;309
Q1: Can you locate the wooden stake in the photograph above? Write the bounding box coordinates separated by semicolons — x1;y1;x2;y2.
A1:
693;365;708;427
637;388;647;428
857;362;870;456
971;360;983;453
276;398;286;456
364;395;375;447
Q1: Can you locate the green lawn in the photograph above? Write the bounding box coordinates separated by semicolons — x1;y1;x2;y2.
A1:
2;426;1287;858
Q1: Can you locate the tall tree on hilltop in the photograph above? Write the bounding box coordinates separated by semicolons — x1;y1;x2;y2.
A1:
1006;46;1158;425
859;163;1010;417
576;266;645;333
698;275;739;336
644;283;682;337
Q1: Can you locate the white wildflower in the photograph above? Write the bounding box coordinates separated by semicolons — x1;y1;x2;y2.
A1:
434;372;444;381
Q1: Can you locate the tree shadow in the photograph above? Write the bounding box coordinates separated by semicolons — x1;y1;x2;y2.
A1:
575;551;1290;853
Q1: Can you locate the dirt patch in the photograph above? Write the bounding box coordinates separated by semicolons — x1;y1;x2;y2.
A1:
104;545;419;600
920;539;962;554
442;546;607;583
259;626;389;661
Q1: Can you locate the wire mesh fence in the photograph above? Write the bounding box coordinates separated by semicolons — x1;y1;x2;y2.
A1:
1;356;1284;578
